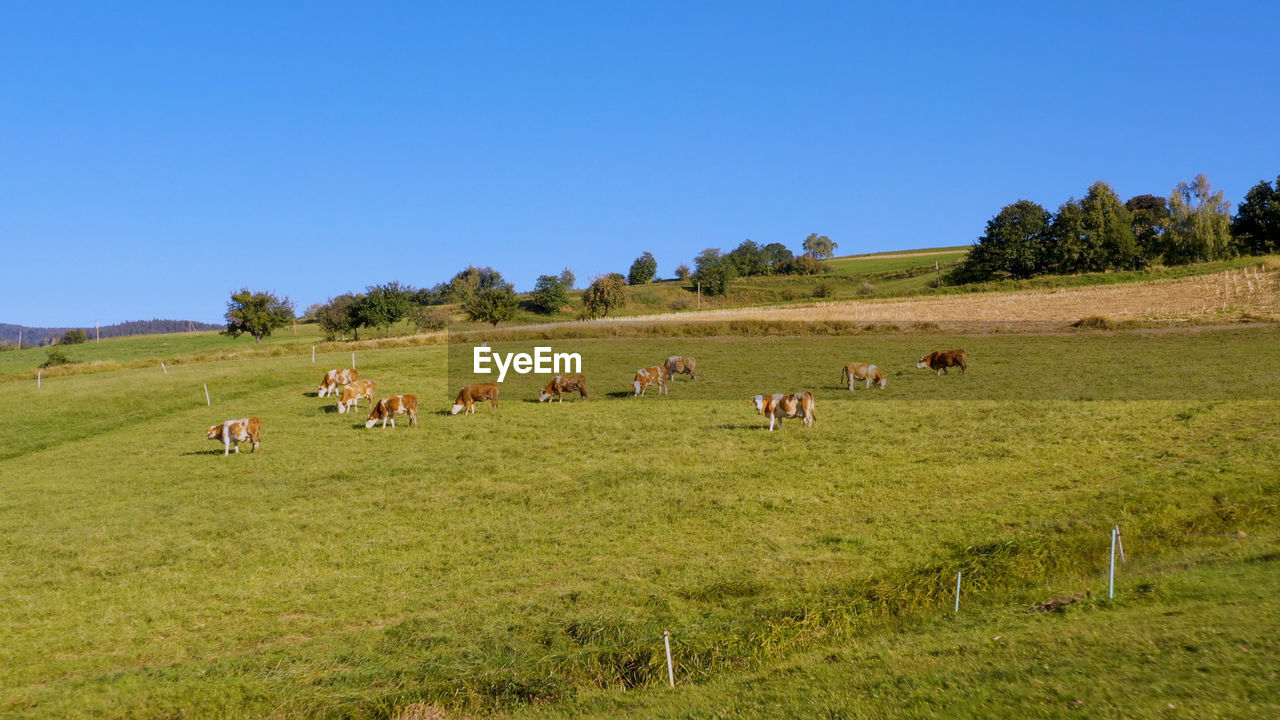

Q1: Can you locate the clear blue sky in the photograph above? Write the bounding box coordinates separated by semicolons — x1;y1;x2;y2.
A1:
3;2;1278;326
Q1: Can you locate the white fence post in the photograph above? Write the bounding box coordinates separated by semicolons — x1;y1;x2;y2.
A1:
161;362;167;375
663;631;675;688
1108;527;1117;599
312;346;316;363
1115;524;1125;564
352;352;356;369
204;384;211;406
954;571;962;613
37;371;41;388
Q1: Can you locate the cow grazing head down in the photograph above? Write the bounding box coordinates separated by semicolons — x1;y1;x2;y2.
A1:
337;380;375;414
842;362;887;391
451;383;500;415
539;374;588;403
366;395;418;429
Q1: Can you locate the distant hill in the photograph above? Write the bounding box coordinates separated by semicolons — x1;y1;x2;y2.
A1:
0;319;221;347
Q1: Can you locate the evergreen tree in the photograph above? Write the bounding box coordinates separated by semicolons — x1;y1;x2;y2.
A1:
627;252;658;284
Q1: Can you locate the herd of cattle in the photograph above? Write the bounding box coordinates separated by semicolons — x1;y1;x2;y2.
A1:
204;350;968;453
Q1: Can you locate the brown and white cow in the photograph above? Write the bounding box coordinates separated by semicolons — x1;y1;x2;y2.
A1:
841;362;888;390
205;417;262;455
632;366;668;397
451;383;500;415
539;374;588;402
663;356;697;381
917;349;967;375
337;379;376;413
366;395;418;428
750;391;815;432
317;368;359;397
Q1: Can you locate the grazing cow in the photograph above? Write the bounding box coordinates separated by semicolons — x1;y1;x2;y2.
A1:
206;417;262;455
366;395;418;428
632;366;668;397
317;368;359;397
539;374;588;402
451;383;500;415
750;392;815;432
337;379;376;413
841;362;888;390
663;356;697;381
917;349;967;375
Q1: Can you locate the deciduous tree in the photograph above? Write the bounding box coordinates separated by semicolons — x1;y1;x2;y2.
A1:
955;200;1052;281
1125;194;1170;263
1232;176;1280;256
1166;174;1232;264
529;274;569;314
581;274;627;318
462;284;518;326
802;233;838;259
693;248;736;295
355;282;413;337
222;288;295;344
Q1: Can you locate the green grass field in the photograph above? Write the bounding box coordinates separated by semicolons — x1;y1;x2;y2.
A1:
2;323;1278;718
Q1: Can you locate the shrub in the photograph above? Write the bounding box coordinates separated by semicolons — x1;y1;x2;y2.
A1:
856;282;876;296
668;297;693;311
61;329;87;345
1072;315;1114;330
811;282;831;299
786;255;826;275
39;348;74;368
413;307;451;332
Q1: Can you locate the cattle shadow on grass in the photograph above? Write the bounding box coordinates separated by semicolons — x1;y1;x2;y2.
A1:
182;449;239;456
604;390;635;399
712;423;766;431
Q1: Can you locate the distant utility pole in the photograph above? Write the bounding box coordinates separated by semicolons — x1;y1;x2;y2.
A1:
17;329;22;349
697;281;702;310
95;319;101;342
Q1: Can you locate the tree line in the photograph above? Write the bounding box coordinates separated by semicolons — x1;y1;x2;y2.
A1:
953;174;1280;282
253;233;840;341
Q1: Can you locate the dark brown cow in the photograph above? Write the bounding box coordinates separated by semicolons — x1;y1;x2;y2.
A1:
917;349;967;375
750;392;815;432
663;356;697;381
539;374;588;402
366;395;418;428
206;417;262;455
451;383;500;415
